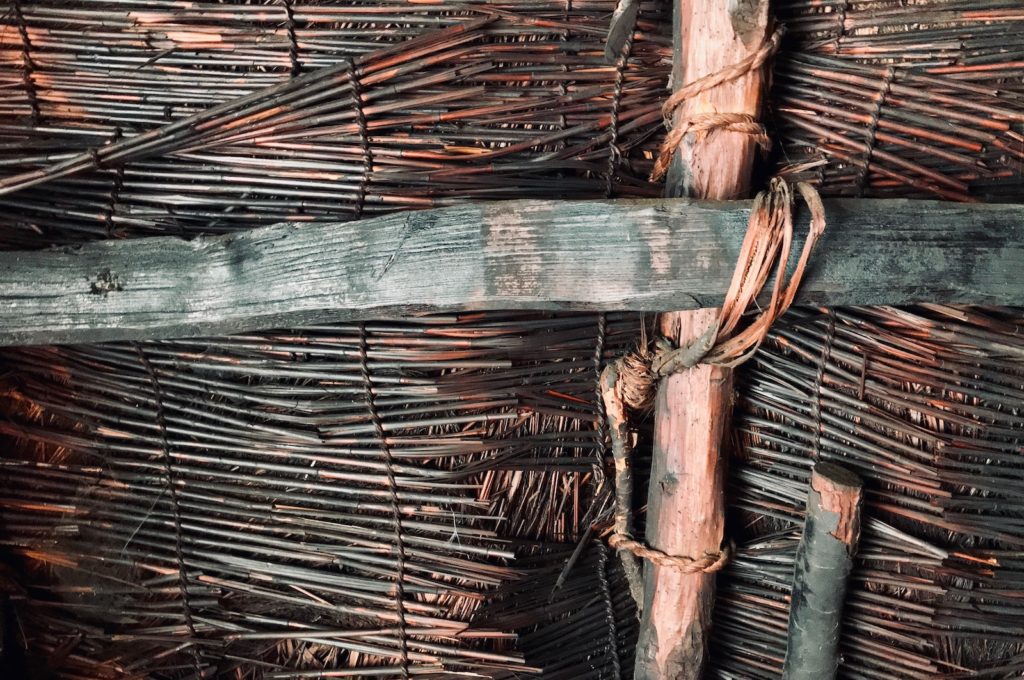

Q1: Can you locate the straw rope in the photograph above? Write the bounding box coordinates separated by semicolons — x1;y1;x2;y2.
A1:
654;178;827;373
650;27;783;181
609;534;733;573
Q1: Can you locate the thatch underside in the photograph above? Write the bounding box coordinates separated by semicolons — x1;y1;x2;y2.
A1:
0;0;1023;678
3;305;1023;678
0;312;643;678
715;305;1024;679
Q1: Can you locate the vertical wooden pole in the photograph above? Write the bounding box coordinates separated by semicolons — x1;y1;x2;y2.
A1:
663;0;771;200
634;1;772;678
639;309;732;679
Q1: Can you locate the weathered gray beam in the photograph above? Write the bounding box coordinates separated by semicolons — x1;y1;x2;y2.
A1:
0;197;1020;346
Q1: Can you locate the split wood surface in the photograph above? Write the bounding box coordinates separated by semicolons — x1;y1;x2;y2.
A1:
0;198;1021;346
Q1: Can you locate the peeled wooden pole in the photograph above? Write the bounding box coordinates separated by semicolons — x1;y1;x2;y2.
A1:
638;309;731;679
782;463;863;680
635;0;772;678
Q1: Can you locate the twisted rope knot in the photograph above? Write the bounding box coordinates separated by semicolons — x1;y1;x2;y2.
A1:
651;26;784;182
614;347;657;413
654;177;826;374
617;177;827;395
609;533;734;573
653;112;772;182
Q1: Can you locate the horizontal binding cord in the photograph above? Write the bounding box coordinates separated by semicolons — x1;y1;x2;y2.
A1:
609;533;733;573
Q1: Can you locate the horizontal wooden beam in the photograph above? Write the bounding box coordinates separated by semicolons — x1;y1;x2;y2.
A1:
0;198;1020;346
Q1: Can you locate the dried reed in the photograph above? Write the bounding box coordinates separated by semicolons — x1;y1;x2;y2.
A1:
772;0;1024;202
0;311;642;679
0;2;672;248
711;305;1024;679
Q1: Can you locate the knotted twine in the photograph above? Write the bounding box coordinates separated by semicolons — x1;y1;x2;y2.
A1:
650;26;783;182
602;178;826;600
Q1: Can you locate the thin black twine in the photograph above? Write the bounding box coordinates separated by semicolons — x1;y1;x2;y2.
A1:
605;14;637;198
133;343;204;677
358;323;410;677
856;65;895;197
104;128;125;237
556;0;572;151
593;312;610;501
596;540;622;679
281;0;302;78
810;311;837;462
12;0;40;124
349;60;373;220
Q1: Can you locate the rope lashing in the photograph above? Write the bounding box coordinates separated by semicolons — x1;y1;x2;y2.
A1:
655;178;827;372
609;534;734;573
603;178;826;597
650;27;784;182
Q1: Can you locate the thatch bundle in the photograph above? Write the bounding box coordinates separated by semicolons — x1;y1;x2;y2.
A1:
773;0;1024;201
0;0;1023;679
0;312;642;678
0;2;671;248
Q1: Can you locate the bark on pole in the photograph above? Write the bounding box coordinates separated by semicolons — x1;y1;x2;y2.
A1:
635;0;772;678
782;462;863;680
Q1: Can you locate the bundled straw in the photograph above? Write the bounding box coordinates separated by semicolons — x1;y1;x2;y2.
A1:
710;305;1024;679
0;2;672;248
772;1;1024;202
0;312;642;679
0;4;666;675
478;542;639;680
778;0;1024;78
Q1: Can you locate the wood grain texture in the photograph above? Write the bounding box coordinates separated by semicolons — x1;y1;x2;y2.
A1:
782;463;863;680
638;309;732;680
0;197;1021;346
664;0;770;198
637;1;772;677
